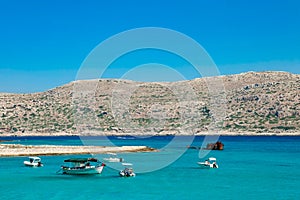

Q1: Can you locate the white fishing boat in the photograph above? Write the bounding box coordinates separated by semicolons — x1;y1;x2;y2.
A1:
59;158;105;175
119;163;136;177
197;157;218;168
23;156;43;167
103;153;124;163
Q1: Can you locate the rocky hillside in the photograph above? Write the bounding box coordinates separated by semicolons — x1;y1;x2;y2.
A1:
0;71;299;135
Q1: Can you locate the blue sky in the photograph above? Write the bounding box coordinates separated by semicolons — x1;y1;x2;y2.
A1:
0;0;300;93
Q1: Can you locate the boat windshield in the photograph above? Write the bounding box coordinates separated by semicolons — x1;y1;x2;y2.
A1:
208;157;217;162
29;157;40;163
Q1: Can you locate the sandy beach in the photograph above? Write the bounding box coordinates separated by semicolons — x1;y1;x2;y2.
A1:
0;144;156;157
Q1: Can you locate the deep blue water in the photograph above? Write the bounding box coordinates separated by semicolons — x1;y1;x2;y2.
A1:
0;136;299;200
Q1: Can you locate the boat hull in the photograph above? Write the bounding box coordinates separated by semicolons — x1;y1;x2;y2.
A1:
197;162;218;169
23;161;43;167
103;158;123;162
119;171;136;177
62;166;104;175
197;162;211;169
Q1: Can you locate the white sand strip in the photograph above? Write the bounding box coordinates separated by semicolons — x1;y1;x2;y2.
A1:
0;144;156;157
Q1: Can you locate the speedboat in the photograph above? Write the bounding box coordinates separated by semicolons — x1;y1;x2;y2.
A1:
103;153;124;163
197;157;218;168
59;158;105;175
23;156;43;167
119;163;136;177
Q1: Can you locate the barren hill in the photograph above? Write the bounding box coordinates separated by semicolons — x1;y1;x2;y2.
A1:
0;71;299;135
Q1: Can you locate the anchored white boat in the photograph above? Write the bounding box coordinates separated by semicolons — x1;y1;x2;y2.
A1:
197;157;218;169
103;153;124;163
119;163;136;177
23;156;43;167
59;158;105;175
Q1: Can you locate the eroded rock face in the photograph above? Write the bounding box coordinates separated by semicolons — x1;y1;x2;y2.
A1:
0;71;299;135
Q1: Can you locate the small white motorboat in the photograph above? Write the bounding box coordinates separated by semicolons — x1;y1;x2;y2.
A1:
59;158;105;175
23;156;43;167
103;153;124;163
197;157;218;169
119;163;136;177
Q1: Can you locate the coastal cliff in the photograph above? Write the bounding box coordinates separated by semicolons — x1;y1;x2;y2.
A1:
0;71;299;135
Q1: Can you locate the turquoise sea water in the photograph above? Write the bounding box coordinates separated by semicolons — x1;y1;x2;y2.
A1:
0;136;299;200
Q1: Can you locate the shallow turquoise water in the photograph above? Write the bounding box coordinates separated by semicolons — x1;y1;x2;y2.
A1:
0;136;299;200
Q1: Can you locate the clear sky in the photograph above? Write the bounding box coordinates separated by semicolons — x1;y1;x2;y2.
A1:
0;0;300;93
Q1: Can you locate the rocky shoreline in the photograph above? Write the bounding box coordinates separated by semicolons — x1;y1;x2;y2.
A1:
0;144;156;157
1;130;300;137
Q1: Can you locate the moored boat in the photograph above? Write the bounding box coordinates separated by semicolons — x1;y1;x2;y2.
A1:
103;153;124;162
23;156;43;167
119;163;136;177
59;158;105;175
197;157;218;169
